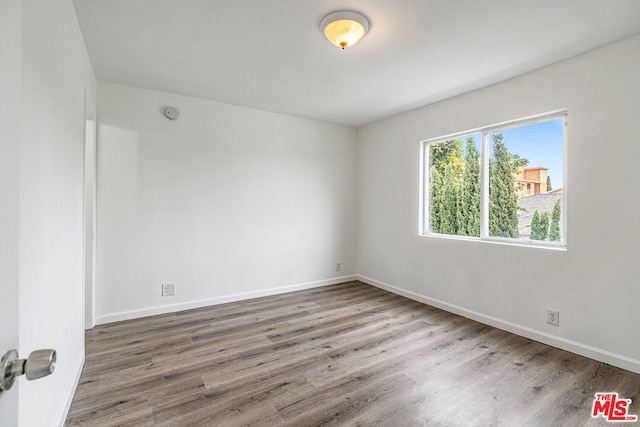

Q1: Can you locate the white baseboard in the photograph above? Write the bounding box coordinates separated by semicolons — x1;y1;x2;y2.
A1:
95;275;357;325
54;352;85;427
357;274;640;375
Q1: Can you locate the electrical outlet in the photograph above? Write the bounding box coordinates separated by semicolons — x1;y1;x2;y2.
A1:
336;262;342;272
547;309;559;326
162;284;175;296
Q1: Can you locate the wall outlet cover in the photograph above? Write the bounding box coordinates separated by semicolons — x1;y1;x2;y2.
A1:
162;284;175;296
547;309;559;326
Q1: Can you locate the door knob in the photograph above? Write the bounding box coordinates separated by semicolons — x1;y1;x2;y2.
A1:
0;349;56;392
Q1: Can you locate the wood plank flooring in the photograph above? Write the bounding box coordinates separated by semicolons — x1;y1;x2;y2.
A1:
66;281;640;426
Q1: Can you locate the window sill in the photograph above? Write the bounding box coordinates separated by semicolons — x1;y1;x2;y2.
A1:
419;232;567;251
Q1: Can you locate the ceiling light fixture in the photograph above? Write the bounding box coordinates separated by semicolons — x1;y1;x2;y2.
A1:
320;11;370;50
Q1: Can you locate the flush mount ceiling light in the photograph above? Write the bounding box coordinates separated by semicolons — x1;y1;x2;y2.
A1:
320;11;370;50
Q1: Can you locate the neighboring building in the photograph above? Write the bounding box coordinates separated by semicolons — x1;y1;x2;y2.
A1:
516;166;548;197
515;166;563;239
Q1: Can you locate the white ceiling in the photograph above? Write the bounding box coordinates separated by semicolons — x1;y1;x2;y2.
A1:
73;0;640;127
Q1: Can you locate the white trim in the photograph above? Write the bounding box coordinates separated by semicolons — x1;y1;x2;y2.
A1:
480;131;489;237
420;109;568;145
418;140;427;235
422;232;567;251
95;275;358;325
562;114;569;246
320;11;370;33
54;352;85;427
357;274;640;375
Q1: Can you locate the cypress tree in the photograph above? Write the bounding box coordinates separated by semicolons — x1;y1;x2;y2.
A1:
531;210;553;241
489;133;520;238
540;212;550;240
458;138;481;237
530;211;541;240
430;166;443;233
430;140;464;179
549;199;561;241
546;176;553;192
441;163;459;235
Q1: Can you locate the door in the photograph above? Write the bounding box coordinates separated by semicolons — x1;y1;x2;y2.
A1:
0;186;20;427
0;0;21;423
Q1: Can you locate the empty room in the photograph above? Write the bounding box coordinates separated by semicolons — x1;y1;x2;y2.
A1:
2;0;640;426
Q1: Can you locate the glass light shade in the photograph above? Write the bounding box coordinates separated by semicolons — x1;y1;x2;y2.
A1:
324;19;365;49
320;11;370;50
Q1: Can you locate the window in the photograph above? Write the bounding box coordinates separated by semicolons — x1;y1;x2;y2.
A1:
420;111;566;247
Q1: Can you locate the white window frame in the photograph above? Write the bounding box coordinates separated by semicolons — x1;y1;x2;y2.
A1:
419;109;568;250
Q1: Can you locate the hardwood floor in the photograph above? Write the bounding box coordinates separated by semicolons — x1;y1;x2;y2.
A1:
66;281;640;426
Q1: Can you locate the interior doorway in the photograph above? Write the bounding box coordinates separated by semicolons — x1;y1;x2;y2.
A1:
84;115;97;329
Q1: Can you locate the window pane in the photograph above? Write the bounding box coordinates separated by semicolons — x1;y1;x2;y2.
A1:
428;134;481;236
488;119;563;242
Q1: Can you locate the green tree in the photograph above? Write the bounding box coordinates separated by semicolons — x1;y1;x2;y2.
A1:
539;212;550;240
510;152;529;193
440;163;459;235
529;210;540;240
430;140;464;180
509;153;529;174
430;140;463;235
489;133;520;238
530;211;541;240
549;199;561;241
430;166;444;233
546;176;553;192
530;210;550;240
457;138;481;236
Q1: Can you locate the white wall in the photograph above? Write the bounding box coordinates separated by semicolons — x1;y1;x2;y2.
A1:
19;0;96;425
96;82;357;322
357;34;640;373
